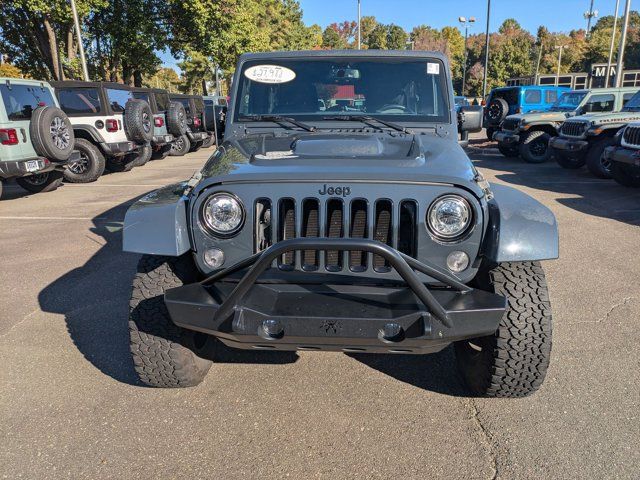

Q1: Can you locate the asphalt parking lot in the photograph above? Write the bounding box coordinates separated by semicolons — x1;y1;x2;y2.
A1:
1;135;639;479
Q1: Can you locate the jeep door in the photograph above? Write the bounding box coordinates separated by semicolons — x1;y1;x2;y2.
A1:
0;82;57;162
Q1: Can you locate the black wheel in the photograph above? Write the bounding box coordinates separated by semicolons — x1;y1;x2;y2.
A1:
124;99;154;144
520;130;552;163
498;143;519;157
486;98;508;123
64;138;105;183
169;135;191;156
30;106;75;161
132;144;152;167
555;151;586;169
486;127;496;141
189;140;203;152
129;254;216;388
455;262;552;398
586;137;615;179
611;161;640;187
166;101;188;136
201;135;215;148
15;170;64;193
151;149;169;160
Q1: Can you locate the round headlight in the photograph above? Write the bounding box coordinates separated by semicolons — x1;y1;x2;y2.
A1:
427;195;472;240
201;193;244;236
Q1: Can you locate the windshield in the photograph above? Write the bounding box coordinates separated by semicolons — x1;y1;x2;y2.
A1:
234;57;450;124
550;91;587;111
622;91;640;111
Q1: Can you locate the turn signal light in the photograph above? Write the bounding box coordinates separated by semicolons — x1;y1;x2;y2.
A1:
0;128;19;145
154;116;164;127
106;119;119;132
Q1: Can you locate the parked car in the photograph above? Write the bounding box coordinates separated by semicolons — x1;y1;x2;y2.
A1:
131;87;187;160
494;87;639;163
52;81;153;181
603;122;640;187
484;85;569;140
122;49;557;397
549;89;640;177
0;77;79;196
168;93;210;155
454;95;470;112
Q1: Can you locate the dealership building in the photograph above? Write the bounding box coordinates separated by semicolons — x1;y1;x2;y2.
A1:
507;63;640;89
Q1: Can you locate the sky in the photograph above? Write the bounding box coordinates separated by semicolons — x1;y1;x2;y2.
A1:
160;0;623;70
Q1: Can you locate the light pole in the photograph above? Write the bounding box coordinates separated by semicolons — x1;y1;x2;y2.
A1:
584;0;599;35
357;0;361;50
459;16;476;96
615;0;631;87
534;42;543;84
69;0;89;81
555;44;567;86
482;0;491;99
606;0;621;87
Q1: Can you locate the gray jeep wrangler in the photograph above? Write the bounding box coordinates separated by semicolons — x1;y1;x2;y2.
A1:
122;50;558;397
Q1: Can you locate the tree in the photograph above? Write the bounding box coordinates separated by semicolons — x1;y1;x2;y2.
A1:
367;24;388;49
0;63;26;78
359;16;378;48
387;24;408;50
322;26;346;49
144;67;182;92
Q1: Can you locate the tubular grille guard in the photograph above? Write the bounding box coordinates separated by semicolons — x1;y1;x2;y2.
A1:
201;238;472;328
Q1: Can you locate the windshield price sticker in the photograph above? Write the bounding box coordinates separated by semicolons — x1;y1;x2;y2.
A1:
244;65;296;84
427;63;440;75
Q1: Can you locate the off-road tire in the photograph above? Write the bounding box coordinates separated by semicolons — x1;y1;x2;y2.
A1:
64;138;105;183
487;98;508;124
169;134;191;156
166;101;188;136
201;135;215;148
498;143;519;157
520;130;552;163
455;261;552;398
611;161;640;187
586;136;615;179
189;140;203;152
124;99;154;143
16;170;64;193
30;106;75;161
555;151;586;169
132;144;152;167
129;254;216;388
486;127;496;141
151;149;169;160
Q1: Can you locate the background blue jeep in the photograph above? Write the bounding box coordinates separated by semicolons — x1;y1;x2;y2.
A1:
484;85;569;139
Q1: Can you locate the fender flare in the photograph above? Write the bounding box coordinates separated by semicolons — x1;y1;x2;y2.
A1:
483;183;558;263
72;124;103;143
123;182;191;256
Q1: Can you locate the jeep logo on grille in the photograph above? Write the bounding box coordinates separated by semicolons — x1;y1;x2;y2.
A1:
318;184;351;197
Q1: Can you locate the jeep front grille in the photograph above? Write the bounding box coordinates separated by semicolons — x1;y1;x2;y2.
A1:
254;197;418;272
623;125;640;146
561;121;588;137
501;118;520;131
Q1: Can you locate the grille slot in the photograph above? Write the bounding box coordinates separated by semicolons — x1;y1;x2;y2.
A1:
254;199;272;253
349;199;369;271
373;200;393;271
561;121;587;137
398;201;418;258
623;125;640;146
278;199;296;268
301;199;319;270
325;199;344;271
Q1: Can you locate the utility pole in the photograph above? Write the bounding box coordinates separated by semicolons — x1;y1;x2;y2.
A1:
69;0;89;81
555;45;566;86
357;0;362;49
615;0;631;87
482;0;491;99
534;42;543;84
606;0;621;87
459;16;476;96
584;0;599;35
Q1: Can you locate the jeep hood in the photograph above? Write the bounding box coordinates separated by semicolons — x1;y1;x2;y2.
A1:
194;132;484;197
507;111;571;124
567;110;640;125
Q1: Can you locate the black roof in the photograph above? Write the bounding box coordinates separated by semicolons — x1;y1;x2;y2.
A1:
238;49;448;62
51;80;133;90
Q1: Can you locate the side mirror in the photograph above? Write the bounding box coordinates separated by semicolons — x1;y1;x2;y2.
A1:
212;105;227;146
458;105;483;133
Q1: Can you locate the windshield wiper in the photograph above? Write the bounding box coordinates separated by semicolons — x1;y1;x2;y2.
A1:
238;114;316;132
322;115;414;134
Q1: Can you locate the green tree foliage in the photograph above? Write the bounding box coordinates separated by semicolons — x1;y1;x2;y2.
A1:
143;66;182;91
366;24;388;49
359;16;378;48
322;26;347;49
387;24;408;49
0;63;27;78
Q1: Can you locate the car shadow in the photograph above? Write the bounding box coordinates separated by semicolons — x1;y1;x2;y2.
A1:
37;198;297;387
471;151;640;226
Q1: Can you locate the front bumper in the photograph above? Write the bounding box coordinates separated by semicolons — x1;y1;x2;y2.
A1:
494;131;519;144
152;134;174;146
0;151;78;180
165;238;506;354
187;131;209;142
604;145;640;167
100;141;138;157
549;136;589;155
